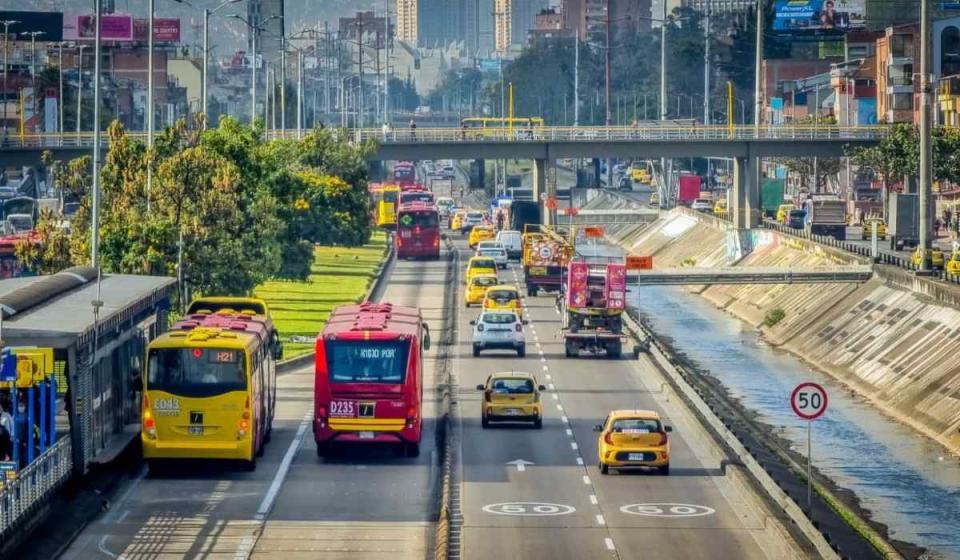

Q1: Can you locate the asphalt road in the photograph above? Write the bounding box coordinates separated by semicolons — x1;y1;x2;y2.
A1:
59;252;451;560
449;233;810;560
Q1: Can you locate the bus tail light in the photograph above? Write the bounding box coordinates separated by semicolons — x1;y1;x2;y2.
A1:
406;406;417;428
434;236;440;248
237;419;249;438
143;411;156;437
317;406;327;428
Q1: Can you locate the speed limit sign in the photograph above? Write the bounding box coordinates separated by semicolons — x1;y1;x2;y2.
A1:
791;382;828;420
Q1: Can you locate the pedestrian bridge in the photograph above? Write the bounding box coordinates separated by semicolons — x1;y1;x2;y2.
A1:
627;265;874;285
0;125;887;166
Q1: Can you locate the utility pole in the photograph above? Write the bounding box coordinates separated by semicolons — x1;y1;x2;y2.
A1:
92;0;103;268
76;44;85;136
1;20;18;130
252;22;257;124
384;0;390;125
297;49;304;139
918;0;932;269
659;1;667;121
704;0;711;125
604;0;612;127
147;0;154;211
280;39;286;132
57;42;65;135
573;36;579;126
753;0;763;130
358;12;364;128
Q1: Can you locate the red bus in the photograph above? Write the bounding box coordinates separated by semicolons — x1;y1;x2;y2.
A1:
396;202;441;260
314;302;430;457
393;162;416;185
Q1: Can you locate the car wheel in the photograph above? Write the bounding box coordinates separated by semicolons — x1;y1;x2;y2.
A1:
517;344;526;358
482;416;489;429
473;346;481;357
599;462;609;475
533;417;542;429
659;463;670;476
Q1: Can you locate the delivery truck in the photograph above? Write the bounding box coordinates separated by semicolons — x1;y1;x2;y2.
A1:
802;198;846;240
888;192;920;250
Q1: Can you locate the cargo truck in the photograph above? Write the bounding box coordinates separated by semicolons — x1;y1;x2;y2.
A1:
888;192;920;250
522;225;573;296
559;260;627;358
802;198;846;240
678;173;701;205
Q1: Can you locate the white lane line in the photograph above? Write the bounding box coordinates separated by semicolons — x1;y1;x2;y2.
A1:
605;538;616;551
561;415;568;424
571;442;578;451
545;374;552;380
540;357;547;363
548;384;555;390
552;394;559;401
256;411;312;521
590;494;598;505
582;475;591;485
565;428;572;436
596;514;606;525
576;457;584;466
542;366;549;371
97;536;118;558
556;404;564;411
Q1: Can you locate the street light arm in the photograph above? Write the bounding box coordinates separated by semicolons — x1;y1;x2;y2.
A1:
210;0;241;15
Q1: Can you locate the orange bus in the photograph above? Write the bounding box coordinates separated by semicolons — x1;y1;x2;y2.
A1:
313;302;430;457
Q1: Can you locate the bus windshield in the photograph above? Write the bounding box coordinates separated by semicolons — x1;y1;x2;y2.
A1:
399;211;440;228
148;347;247;397
326;340;410;384
401;192;434;204
383;190;398;203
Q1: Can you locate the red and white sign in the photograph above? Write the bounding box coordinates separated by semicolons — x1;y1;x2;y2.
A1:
605;264;626;310
63;13;134;41
790;382;828;420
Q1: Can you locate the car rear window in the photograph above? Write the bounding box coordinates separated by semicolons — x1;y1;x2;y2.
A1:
480;249;504;257
471;258;496;269
472;276;499;287
611;418;662;433
486;289;516;300
482;313;517;324
490;378;534;394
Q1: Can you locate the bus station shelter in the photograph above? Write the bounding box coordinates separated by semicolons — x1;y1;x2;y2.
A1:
0;267;174;540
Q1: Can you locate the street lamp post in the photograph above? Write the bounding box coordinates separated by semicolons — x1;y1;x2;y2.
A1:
92;0;103;267
230;14;280;126
202;0;241;127
1;20;18;131
57;42;66;136
76;44;85;137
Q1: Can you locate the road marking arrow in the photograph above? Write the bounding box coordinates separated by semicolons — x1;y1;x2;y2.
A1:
506;459;535;472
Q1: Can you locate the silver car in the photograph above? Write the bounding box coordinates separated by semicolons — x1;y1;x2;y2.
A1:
476;241;508;269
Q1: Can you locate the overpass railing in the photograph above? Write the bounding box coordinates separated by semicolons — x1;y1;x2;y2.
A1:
0;437;72;539
360;125;889;143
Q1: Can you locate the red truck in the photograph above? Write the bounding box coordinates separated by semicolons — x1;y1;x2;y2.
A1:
678;173;702;205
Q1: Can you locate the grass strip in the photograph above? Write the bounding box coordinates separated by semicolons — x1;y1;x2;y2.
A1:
254;231;388;358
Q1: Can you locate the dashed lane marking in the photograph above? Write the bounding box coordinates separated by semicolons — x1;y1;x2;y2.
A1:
565;428;573;436
582;475;591;485
577;457;584;466
605;538;616;551
596;514;606;525
590;495;598;505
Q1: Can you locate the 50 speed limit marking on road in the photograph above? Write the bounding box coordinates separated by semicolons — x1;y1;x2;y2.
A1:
620;503;716;518
791;382;828;420
482;502;576;516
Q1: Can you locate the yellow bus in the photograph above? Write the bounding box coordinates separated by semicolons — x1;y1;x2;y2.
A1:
461;117;545;139
186;296;272;317
142;311;281;471
377;184;401;229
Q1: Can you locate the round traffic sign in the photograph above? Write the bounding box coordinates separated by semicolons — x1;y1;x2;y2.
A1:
791;382;828;420
538;246;553;259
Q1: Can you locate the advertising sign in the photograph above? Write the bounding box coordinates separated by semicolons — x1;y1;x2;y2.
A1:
856;98;877;125
0;11;64;41
477;58;502;73
566;262;589;309
625;256;652;270
605;264;626;310
773;0;865;32
134;18;181;42
64;13;134;41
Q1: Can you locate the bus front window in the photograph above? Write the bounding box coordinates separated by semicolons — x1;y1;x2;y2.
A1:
148;348;247;397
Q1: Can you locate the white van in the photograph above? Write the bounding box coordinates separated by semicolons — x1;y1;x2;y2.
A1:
496;230;523;260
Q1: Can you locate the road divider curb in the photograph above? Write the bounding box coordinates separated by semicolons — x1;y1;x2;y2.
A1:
622;312;898;560
434;237;460;560
276;240;395;374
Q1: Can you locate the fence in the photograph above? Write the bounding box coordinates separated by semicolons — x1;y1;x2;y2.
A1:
0;437;72;539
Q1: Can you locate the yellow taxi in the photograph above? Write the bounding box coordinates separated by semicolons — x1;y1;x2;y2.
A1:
466;255;498;283
465;274;499;307
776;203;795;224
713;200;728;218
648;192;660;207
482;285;521;312
595;409;672;475
912;247;945;270
861;215;887;240
468;225;496;248
477;371;545;429
947;252;960;276
450;210;465;231
630;166;650;183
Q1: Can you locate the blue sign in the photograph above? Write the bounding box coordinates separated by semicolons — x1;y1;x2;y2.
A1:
857;98;877;125
0;348;15;382
476;58;502;73
773;0;866;32
943;3;960;9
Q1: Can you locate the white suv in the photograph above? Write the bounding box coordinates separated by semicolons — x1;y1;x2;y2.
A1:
471;310;526;357
476;241;508;269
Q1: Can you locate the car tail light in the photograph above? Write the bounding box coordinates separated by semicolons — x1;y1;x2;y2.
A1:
484;391;491;402
434;236;440;247
657;432;669;446
477;323;485;331
604;432;615;445
143;410;156;436
515;323;523;332
397;236;403;247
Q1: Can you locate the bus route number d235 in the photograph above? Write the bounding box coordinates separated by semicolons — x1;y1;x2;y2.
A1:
329;400;356;418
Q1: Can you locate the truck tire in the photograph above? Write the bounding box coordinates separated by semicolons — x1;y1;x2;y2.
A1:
528;285;539;297
606;340;622;359
565;341;577;358
609;316;623;334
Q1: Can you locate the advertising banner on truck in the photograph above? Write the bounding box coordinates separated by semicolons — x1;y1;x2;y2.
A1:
605;264;626;310
567;262;590;309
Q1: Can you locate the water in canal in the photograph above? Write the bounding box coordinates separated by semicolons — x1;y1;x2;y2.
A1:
628;285;960;559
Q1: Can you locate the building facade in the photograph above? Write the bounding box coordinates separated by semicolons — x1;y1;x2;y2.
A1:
247;0;284;64
397;0;418;44
495;0;512;53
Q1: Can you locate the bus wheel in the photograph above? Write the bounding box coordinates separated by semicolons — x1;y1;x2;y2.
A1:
316;443;329;458
404;442;421;458
242;458;257;472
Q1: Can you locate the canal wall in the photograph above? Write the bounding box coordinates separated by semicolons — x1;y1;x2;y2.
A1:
611;208;960;455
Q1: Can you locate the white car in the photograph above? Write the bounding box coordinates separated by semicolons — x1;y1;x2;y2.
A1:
476;241;508;268
471;310;526;357
690;198;713;213
496;230;523;260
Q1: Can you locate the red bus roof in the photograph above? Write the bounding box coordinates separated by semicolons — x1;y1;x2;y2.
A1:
320;302;422;340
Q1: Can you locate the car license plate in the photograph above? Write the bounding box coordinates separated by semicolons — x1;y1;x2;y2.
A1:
188;426;204;436
358;431;375;439
505;409;521;416
627;453;645;461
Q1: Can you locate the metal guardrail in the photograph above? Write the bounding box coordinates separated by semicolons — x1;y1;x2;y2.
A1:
0;437;72;538
0;125;889;151
627;265;874;285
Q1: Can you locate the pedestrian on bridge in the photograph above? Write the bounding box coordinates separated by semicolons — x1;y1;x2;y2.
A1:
409;119;417;140
382;122;391;140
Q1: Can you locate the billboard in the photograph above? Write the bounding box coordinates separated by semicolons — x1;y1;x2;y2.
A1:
63;13;134;41
477;58;502;73
133;18;181;42
773;0;866;32
0;11;64;41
